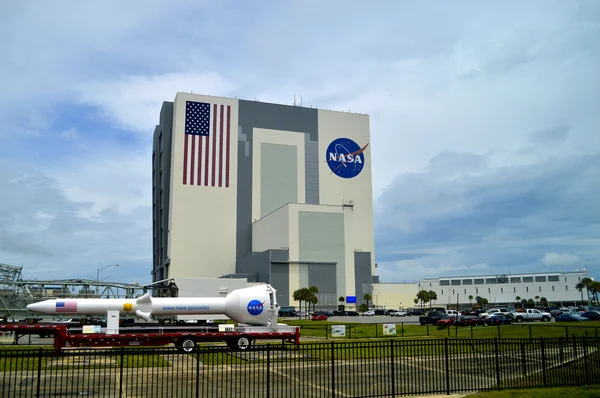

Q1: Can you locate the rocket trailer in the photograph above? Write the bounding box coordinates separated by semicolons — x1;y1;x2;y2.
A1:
7;284;301;352
0;322;300;353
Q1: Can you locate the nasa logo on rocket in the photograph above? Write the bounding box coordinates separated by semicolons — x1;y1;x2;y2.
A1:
247;300;264;316
326;138;368;179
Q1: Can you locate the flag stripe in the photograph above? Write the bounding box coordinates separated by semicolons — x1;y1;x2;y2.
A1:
190;134;196;185
211;104;217;187
197;135;203;186
218;104;224;187
225;105;231;187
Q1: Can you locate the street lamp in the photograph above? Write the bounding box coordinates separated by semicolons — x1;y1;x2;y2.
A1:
97;264;119;283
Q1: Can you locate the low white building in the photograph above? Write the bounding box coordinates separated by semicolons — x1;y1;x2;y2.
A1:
419;270;590;307
371;270;591;310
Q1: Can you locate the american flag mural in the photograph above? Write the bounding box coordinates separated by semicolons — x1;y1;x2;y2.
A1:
182;101;231;187
55;301;78;313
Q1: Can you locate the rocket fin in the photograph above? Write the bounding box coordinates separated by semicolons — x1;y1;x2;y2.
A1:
136;293;152;304
135;310;152;322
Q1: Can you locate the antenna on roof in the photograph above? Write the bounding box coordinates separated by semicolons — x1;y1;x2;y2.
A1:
294;94;296;106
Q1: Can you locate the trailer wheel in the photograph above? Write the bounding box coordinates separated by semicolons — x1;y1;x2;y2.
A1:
178;337;197;353
228;336;252;351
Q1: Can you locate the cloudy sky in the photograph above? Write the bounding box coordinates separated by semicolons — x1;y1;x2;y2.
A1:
1;1;598;286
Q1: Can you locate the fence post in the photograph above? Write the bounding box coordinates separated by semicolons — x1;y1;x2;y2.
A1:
119;347;125;397
494;338;501;387
195;348;200;398
36;348;42;397
520;342;527;376
390;340;396;396
583;337;590;385
330;341;336;398
267;343;271;398
444;338;450;395
540;338;547;385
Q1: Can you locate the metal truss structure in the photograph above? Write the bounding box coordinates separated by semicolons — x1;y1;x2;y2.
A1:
0;263;145;319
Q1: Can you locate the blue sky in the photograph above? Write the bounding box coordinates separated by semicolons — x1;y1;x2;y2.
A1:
0;1;598;285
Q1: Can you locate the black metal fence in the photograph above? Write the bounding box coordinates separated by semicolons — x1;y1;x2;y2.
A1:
1;337;599;397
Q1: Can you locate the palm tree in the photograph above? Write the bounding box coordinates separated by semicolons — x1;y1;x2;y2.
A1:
427;290;438;309
575;277;594;305
468;295;473;307
534;295;540;306
308;286;319;312
515;296;521;303
589;281;600;305
363;293;372;308
293;288;308;318
338;296;345;305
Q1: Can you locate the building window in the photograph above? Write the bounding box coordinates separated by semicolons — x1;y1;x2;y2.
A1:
441;289;443;294
526;287;529;292
501;288;503;293
430;283;432;287
451;280;461;286
535;276;546;282
440;280;449;286
510;277;521;283
539;286;542;292
552;286;555;291
565;277;567;282
566;285;568;291
462;279;473;285
513;287;516;293
488;288;491;293
548;275;559;282
486;278;497;284
452;289;455;294
523;276;534;283
476;288;479;294
474;279;484;285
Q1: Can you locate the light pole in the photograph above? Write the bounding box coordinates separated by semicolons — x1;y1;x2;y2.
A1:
97;263;119;283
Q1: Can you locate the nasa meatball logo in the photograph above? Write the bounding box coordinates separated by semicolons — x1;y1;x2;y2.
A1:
326;138;369;179
247;300;264;316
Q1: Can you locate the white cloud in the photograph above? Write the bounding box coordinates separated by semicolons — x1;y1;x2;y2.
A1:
77;72;239;134
541;252;585;267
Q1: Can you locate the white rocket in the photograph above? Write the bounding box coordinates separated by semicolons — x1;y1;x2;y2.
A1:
26;284;278;326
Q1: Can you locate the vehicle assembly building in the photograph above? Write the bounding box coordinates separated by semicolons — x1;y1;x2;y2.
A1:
152;94;376;309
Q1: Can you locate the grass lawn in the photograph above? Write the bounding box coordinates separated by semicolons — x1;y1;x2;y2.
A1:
282;319;600;340
467;385;600;397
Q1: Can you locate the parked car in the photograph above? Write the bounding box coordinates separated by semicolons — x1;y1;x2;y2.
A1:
446;310;461;317
311;314;328;321
487;313;513;325
580;311;600;321
362;310;375;316
436;315;457;326
512;309;552;322
390;310;408;317
454;315;486;327
374;309;387;316
419;311;446;325
408;309;425;316
344;311;359;316
555;313;588;322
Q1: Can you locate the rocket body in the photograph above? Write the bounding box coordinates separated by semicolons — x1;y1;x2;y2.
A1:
27;284;277;326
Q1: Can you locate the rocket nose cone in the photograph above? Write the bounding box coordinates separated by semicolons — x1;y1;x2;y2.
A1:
27;301;53;314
